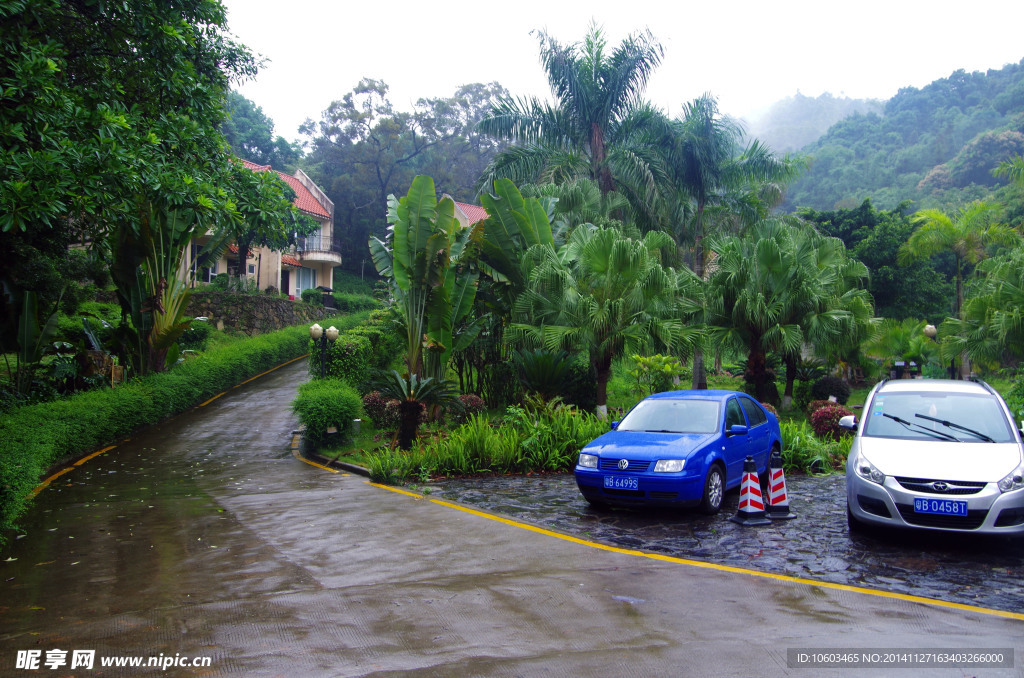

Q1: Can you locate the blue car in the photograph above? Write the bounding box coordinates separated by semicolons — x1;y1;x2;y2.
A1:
575;390;783;513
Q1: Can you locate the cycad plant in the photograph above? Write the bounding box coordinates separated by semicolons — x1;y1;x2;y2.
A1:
371;370;463;450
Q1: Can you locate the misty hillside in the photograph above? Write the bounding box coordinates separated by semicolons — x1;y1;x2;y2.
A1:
746;92;884;153
781;59;1024;212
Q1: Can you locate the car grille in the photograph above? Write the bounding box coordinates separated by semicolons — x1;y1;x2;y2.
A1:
894;477;986;495
604;488;644;497
648;491;679;499
895;503;988;530
599;458;650;473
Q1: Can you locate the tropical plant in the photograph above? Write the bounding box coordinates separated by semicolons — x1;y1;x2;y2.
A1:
369;175;481;381
661;94;806;388
705;219;871;405
628;353;687;396
370;371;462;449
810;404;855;441
513;349;572;402
477;23;666;224
863;318;939;373
510;226;697;417
940;246;1024;366
899;201;1022;375
1;290;60;398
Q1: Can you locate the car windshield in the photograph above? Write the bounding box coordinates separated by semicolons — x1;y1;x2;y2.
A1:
617;399;720;434
862;391;1015;443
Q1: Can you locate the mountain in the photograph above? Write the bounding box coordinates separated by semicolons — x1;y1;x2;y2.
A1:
780;59;1024;212
745;92;884;153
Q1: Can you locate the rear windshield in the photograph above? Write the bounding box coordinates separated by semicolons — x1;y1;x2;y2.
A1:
618;399;720;434
862;391;1016;443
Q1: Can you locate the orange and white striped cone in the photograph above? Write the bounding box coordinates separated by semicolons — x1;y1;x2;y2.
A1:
729;456;770;526
766;449;797;520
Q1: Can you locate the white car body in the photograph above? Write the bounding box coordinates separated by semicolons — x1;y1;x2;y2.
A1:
844;379;1024;534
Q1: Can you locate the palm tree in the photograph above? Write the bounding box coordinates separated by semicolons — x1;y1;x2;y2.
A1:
899;201;1021;376
476;23;665;221
371;371;463;450
662;94;805;388
705;219;872;405
510;226;698;418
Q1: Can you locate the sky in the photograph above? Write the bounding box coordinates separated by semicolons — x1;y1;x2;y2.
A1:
222;0;1024;143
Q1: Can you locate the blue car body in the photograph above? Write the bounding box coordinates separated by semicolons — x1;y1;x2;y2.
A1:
574;390;782;511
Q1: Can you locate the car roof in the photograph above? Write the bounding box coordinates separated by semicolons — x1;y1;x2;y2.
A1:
645;390;742;402
875;379;991;395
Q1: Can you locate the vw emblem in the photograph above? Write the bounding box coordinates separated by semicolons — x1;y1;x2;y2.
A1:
931;481;949;492
618;459;629;470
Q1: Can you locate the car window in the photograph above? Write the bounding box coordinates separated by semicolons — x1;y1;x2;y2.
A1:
725;398;746;429
862;391;1015;443
738;396;767;427
617;399;721;434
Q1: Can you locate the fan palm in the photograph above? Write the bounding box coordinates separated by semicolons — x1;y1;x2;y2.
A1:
476;23;666;223
510;225;699;418
371;371;462;450
662;94;806;388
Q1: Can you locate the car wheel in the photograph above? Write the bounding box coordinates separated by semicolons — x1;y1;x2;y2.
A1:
699;464;725;515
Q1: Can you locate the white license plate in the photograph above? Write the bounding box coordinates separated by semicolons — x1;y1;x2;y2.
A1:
604;475;638;490
913;498;968;516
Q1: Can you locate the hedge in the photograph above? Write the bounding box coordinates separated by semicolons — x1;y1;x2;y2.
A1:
292;378;362;445
0;311;372;544
308;309;402;387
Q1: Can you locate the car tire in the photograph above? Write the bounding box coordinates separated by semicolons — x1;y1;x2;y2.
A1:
699;464;725;515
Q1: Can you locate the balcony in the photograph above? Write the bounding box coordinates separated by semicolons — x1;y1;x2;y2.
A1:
296;233;342;266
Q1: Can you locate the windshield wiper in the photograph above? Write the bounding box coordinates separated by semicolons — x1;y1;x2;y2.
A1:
880;412;959;441
643;429;682;433
914;413;995;443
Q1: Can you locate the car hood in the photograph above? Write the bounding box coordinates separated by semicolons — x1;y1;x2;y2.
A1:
858;437;1023;482
584;431;716;460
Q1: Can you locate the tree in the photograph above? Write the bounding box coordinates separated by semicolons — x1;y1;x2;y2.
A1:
222;91;302;169
0;1;298;373
510;226;697;418
302;80;506;272
705;219;872;405
477;23;665;222
662;94;804;388
899;201;1021;375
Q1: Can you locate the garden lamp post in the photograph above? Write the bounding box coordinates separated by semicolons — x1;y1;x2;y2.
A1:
309;323;339;378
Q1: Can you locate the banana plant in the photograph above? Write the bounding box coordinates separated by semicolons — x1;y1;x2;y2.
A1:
2;289;61;397
370;175;481;381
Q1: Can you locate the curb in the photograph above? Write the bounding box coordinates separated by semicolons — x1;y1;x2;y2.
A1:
291;429;370;477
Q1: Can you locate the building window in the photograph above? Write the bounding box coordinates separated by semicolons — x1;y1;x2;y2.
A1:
247;263;256;275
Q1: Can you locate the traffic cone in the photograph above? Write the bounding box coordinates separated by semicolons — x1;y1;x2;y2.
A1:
766;449;797;520
729;456;770;526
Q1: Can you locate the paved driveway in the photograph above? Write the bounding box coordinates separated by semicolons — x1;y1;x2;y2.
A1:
1;359;1021;676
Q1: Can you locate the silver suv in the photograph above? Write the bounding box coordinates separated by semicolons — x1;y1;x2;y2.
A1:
842;378;1024;534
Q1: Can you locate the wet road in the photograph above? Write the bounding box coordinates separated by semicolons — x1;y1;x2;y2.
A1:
1;359;1022;677
427;474;1024;614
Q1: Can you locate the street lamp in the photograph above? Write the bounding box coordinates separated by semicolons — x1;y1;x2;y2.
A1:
310;323;339;378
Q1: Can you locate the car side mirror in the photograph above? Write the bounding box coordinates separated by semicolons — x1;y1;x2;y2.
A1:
610;420;619;430
839;415;857;430
727;424;748;436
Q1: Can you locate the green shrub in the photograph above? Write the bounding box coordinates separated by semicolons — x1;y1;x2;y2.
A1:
292;378;362;445
178;319;214;351
811;376;851;404
779;419;850;474
332;293;379;312
300;288;323;306
314;334;371;385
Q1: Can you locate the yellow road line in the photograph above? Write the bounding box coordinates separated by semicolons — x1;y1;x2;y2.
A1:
28;467;76;498
73;445;116;466
368;481;1024;623
198;392;225;407
291;447;338;473
233;354;309;388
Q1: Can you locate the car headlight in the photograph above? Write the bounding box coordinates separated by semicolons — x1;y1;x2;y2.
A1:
853;452;885;485
578;453;598;468
998;463;1024;492
654;459;684;473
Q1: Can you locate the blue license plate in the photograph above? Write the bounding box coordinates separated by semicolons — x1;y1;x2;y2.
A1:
604;475;638;490
913;498;968;516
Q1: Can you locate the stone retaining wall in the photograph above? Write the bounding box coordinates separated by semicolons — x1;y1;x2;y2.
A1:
186;290;331;335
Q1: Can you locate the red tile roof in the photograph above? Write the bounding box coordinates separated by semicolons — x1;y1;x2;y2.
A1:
241;160;330;219
455;201;488;225
281;254;301;267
